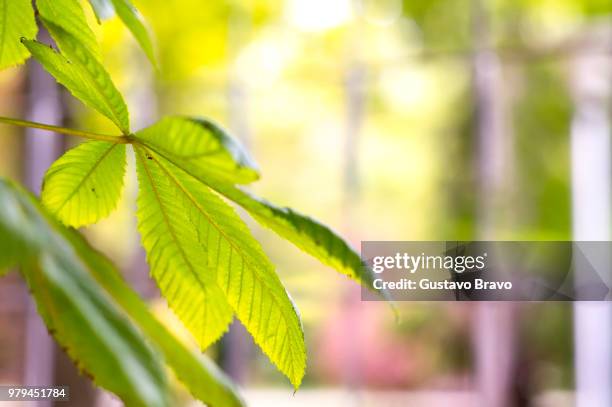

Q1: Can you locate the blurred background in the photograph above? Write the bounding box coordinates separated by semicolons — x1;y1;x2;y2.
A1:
0;0;611;406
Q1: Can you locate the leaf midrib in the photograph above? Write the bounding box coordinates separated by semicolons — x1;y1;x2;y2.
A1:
151;150;286;305
137;137;228;163
76;50;127;134
137;146;227;347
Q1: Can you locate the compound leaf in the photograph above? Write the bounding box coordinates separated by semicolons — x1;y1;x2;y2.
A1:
42;141;126;228
134;147;234;351
22;27;130;134
135;116;259;185
135;147;306;388
0;0;37;69
133;117;371;291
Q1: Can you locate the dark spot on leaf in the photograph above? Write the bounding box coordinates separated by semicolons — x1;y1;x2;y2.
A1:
146;154;153;160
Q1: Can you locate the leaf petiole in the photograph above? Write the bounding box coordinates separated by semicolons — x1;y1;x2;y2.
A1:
0;116;128;144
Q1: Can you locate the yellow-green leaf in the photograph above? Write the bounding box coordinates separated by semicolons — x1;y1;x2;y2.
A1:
215;184;375;287
133;116;372;291
22;27;130;133
136;147;306;388
37;0;101;62
135;116;259;185
110;0;156;65
42;141;126;228
134;146;234;350
0;0;37;69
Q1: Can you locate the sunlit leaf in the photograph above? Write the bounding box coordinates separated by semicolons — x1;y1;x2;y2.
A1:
134;147;234;350
37;0;101;61
135;116;259;185
42;141;126;228
133;116;371;290
135;146;306;388
0;0;37;69
110;0;157;65
22;25;130;134
0;179;170;407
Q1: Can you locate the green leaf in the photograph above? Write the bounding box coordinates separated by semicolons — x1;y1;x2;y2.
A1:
84;0;156;63
0;179;170;407
0;207;25;273
110;0;156;65
22;26;130;134
88;0;115;21
26;254;169;407
42;141;126;228
36;0;101;61
66;231;245;407
135;116;259;185
0;233;22;274
215;185;376;287
0;0;37;69
134;147;234;351
135;147;306;388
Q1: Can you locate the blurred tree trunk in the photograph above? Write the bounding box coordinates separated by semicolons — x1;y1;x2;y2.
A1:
22;30;61;407
571;27;612;407
470;1;519;406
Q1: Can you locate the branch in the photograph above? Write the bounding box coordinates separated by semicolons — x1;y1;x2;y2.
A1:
0;117;129;144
